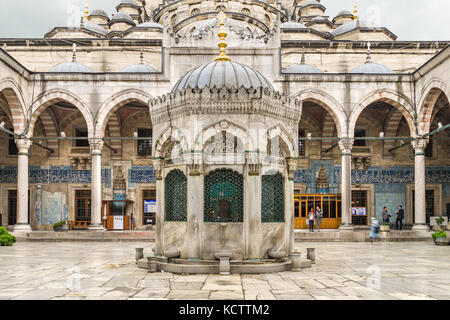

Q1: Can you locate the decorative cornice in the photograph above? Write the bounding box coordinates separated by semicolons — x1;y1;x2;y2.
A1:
150;86;301;125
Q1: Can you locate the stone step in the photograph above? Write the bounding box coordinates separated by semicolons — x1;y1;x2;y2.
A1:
13;230;155;242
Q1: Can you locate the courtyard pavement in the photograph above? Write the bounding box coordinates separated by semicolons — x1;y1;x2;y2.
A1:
0;241;449;300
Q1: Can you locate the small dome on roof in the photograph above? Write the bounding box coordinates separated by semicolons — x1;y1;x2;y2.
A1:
301;0;322;7
284;64;323;73
332;19;368;37
121;63;159;73
136;21;163;29
121;0;137;3
172;60;273;93
111;11;134;23
335;10;353;17
280;21;307;29
90;9;109;19
83;21;108;35
49;62;93;73
349;62;393;74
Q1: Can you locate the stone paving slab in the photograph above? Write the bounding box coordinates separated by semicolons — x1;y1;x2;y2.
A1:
0;241;449;300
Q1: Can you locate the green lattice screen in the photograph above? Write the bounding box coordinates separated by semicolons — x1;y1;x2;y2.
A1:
262;172;285;222
165;169;187;221
204;169;244;222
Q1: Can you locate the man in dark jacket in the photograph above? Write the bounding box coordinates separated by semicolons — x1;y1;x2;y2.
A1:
396;205;405;230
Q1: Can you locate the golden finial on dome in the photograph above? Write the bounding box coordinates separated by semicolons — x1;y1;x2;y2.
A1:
215;10;231;61
353;3;358;21
84;2;89;22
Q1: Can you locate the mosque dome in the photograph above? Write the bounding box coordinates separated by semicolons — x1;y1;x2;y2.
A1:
171;60;273;93
89;9;109;19
49;62;93;73
83;21;108;35
332;19;367;37
136;21;163;29
111;12;135;24
349;62;393;74
335;10;353;18
280;21;307;29
121;63;159;73
284;64;323;73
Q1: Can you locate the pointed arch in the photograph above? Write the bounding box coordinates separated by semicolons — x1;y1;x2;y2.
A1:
39;109;59;156
154;126;189;159
95;89;152;138
349;89;415;137
0;78;27;133
265;124;296;158
417;79;448;134
29;89;94;138
293;89;346;137
196;120;255;151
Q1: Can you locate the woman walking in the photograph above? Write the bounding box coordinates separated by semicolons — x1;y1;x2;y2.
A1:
308;208;316;232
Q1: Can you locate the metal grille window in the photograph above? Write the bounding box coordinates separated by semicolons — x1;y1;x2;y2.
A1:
165;170;187;221
298;130;305;156
204;169;243;222
75;190;91;222
137;128;152;157
262;172;284;222
7;190;17;225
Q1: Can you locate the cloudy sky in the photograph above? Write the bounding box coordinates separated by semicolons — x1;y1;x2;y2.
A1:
0;0;448;40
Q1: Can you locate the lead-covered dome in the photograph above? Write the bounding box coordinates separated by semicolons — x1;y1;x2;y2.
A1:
349;62;394;74
49;62;93;73
171;60;273;93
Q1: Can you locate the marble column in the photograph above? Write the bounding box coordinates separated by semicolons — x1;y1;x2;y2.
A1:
412;139;429;231
245;163;262;259
13;139;32;231
154;160;164;255
88;139;104;230
186;164;203;259
339;138;354;230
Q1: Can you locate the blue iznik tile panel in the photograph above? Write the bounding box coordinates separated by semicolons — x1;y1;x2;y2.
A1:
0;166;112;187
113;193;127;200
128;166;156;184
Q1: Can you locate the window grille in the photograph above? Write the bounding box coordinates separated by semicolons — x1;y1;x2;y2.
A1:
262;172;284;222
204;169;243;222
165;170;187;221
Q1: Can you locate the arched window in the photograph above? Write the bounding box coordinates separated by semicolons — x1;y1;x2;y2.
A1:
204;169;243;222
165;169;187;221
191;8;200;16
241;8;250;15
262;172;284;222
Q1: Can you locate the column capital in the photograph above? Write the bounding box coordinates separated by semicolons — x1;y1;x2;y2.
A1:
15;138;32;155
89;138;104;155
338;138;354;154
411;138;428;154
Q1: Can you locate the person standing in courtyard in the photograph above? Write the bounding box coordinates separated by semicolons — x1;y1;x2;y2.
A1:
308;208;316;232
382;207;391;224
370;217;380;244
315;205;323;232
395;205;405;230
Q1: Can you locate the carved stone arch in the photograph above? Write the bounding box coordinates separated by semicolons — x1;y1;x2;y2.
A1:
383;108;403;156
265;124;296;158
106;112;122;158
0;78;27;133
349;89;415;138
417;79;448;134
196;120;255;151
95;89;152;138
154;126;189;160
29;89;94;138
39;109;59;156
293;89;346;138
